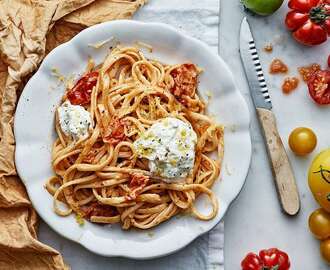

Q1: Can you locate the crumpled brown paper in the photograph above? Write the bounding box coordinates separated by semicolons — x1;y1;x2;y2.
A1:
0;0;146;269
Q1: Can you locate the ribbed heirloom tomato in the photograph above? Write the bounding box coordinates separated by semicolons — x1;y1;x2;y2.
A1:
285;0;330;45
241;248;290;270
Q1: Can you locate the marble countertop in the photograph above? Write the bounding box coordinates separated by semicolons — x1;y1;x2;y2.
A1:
221;1;330;269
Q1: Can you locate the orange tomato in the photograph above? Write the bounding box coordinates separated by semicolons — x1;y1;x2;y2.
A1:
309;209;330;240
289;127;317;156
321;239;330;264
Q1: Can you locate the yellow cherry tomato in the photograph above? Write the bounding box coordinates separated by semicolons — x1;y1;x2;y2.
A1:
321;239;330;264
288;127;317;156
309;149;330;212
309;208;330;240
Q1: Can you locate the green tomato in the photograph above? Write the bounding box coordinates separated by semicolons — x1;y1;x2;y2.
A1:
241;0;284;16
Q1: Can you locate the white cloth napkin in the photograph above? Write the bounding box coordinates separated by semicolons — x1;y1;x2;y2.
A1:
39;1;224;269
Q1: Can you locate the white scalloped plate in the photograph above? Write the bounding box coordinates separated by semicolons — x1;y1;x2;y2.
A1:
14;20;251;259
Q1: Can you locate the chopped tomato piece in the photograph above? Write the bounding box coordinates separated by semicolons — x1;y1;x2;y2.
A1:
67;71;98;105
269;59;288;74
170;63;198;105
298;63;321;82
282;77;299;94
263;44;273;53
80;202;117;219
103;118;127;145
126;173;149;200
308;70;330;105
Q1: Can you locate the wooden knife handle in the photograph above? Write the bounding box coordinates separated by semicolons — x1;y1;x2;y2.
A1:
256;108;300;216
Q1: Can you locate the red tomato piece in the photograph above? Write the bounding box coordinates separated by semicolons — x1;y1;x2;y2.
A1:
259;248;290;270
282;77;299;94
103;118;127;145
67;71;98;105
241;252;262;270
269;59;288;74
308;70;330;104
126;173;149;201
170;63;198;105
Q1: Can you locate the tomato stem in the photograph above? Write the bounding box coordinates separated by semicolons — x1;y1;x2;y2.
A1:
310;5;329;24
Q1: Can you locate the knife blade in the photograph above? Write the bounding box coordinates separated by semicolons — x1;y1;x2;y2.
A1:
239;17;300;216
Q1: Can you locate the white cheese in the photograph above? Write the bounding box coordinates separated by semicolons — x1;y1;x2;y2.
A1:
133;117;197;181
57;101;91;140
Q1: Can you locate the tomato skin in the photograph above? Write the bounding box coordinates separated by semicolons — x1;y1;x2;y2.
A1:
288;0;321;12
293;20;328;45
67;71;98;105
308;149;330;212
241;249;290;270
259;248;290;270
285;0;330;46
241;253;262;270
288;127;317;156
307;70;330;105
285;11;309;31
242;0;284;16
320;239;330;264
309;208;330;239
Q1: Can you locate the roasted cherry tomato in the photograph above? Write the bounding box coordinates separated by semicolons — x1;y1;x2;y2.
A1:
241;248;290;270
288;127;317;156
67;71;98;105
242;0;284;16
241;252;262;270
259;248;290;270
308;70;330;105
285;0;330;46
308;149;330;212
309;208;330;239
320;239;330;264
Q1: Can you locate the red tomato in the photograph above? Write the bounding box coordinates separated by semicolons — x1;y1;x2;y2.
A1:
67;71;98;105
241;253;262;270
259;248;290;270
103;118;127;145
241;248;290;270
308;70;330;104
285;0;330;45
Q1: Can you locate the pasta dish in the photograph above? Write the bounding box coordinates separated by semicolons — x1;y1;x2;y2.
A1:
46;44;224;230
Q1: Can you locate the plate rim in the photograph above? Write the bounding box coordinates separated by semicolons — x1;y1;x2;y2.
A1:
14;20;252;259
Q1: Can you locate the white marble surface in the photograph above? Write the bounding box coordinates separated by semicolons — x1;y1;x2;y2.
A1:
36;0;330;269
220;1;330;269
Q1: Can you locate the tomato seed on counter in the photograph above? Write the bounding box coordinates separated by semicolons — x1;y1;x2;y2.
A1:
298;63;321;82
263;44;273;53
282;77;299;94
269;59;288;74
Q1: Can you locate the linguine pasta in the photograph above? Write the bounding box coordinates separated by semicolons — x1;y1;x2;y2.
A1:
46;45;224;230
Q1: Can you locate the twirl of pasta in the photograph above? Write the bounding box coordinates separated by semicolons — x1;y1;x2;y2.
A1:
46;45;224;230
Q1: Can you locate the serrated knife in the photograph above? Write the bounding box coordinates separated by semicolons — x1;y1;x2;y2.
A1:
239;17;300;216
